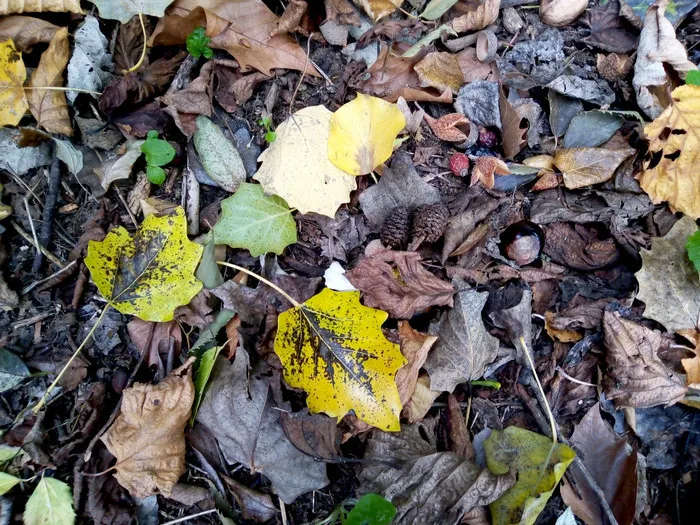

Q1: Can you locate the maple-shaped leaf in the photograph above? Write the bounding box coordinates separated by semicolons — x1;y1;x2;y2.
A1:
0;39;29;127
101;359;194;498
88;0;175;23
275;288;406;431
85;207;203;322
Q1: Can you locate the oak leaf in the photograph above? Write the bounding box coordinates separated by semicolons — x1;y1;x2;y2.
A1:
85;208;203;322
640;84;700;218
254;105;356;217
414;52;464;94
88;0;175;23
275;288;406;431
500;85;533;159
346;250;455;319
0;39;29;128
555;147;636;189
0;0;81;14
101;359;194;498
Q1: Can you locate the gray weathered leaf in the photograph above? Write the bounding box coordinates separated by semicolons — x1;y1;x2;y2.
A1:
547;75;615;106
53;138;83;175
0;129;51;176
562;110;623;148
0;349;29;393
548;90;583;138
423;277;500;392
93;140;144;191
455;80;501;128
193;116;246;193
67;15;113;103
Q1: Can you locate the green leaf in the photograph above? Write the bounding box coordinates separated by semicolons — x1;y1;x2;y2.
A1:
264;130;277;143
419;0;459;20
213;182;297;256
196;233;224;289
343;494;396;525
484;427;575;525
686;229;700;271
190;345;223;424
0;445;22;463
0;348;30;393
190;309;236;356
687;70;700;86
146;165;166;185
141;132;175;167
401;24;457;57
24;477;75;525
186;27;213;59
194;116;246;193
0;472;21;495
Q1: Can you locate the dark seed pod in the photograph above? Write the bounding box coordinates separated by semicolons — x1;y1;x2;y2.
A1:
380;206;411;249
501;221;543;266
411;202;449;245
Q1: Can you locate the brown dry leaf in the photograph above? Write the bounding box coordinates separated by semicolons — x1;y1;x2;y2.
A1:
403;374;440;423
0;16;59;52
424;113;471;142
345;250;455;319
543;222;619;271
531;171;561;191
470;156;509;189
101;358;195;498
456;47;499;84
540;0;587;27
160;61;214;136
450;0;500;33
597;52;633;82
678;330;700;387
500;86;530;159
224;314;241;359
554;147;636;189
271;0;307;36
0;0;82;14
353;0;400;21
325;0;361;24
27;26;71;135
150;0;317;76
544;311;582;343
127;319;182;376
397;322;438;406
414;52;464;94
603;311;687;408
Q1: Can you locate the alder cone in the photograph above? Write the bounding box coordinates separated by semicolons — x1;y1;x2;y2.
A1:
411;203;449;243
380;206;411;249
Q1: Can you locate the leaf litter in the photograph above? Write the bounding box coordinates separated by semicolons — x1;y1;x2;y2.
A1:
1;1;699;524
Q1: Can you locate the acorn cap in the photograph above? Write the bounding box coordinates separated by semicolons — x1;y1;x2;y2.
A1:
380;206;411;249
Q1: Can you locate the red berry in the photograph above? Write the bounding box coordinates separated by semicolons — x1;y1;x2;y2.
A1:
449;153;470;177
478;127;499;149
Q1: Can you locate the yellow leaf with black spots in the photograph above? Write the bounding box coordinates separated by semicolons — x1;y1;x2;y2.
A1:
0;39;29;127
328;93;406;175
275;289;405;431
85;208;203;322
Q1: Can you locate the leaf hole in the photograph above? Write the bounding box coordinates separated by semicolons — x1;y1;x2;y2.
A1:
671;128;687;135
658;127;672;141
664;150;681;161
646;150;663;170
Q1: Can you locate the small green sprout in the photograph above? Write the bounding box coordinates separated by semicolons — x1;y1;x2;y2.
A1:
258;115;277;143
186;27;213;59
141;130;176;185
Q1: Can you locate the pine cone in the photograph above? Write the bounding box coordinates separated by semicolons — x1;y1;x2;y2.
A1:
411;203;449;245
380;206;411;249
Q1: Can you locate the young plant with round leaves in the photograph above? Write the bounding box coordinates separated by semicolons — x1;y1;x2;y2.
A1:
186;27;213;59
141;130;175;185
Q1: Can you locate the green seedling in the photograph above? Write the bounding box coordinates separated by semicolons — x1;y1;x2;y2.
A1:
686;229;700;272
186;27;213;59
686;70;700;86
258;115;277;143
313;494;396;525
141;130;176;185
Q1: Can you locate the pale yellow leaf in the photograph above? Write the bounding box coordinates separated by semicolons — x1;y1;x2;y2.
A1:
0;39;28;127
0;0;82;15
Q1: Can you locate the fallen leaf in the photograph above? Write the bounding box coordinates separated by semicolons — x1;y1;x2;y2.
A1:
85;208;203;322
635;215;700;333
359;419;515;525
353;0;400;21
0;349;29;393
271;0;307;36
222;476;278;522
88;0;175;23
275;288;405;431
254;105;357;217
420;0;459;20
423;277;500;393
358;151;442;231
67;15;112;103
101;359;195;498
150;0;316;76
324;261;357;292
193;116;246;193
0;472;20;495
620;0;698;27
161;63;213;135
633;0;697;118
540;0;587;27
0;16;58;52
554;147;636;189
346;250;455;319
543;222;619;271
53;138;83;175
583;0;638;53
484;427;575;525
402;374;440;423
325;0;361;24
0;39;29;128
546;75;615;107
94;140;145;191
500;86;531;159
414;52;464;94
457;47;499;84
450;0;500;33
639;84;700;218
24;477;75;525
197;353;329;503
190;345;222;424
328;93;405;175
562;110;624;149
604;311;687;407
0;0;81;15
424;113;472;142
127;319;182;374
455;80;501;128
470;156;510;189
27;27;71;135
396;322;438;407
548;90;583;138
544;311;582;343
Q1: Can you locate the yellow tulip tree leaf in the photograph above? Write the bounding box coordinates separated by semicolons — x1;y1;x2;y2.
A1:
85;207;203;322
484;427;576;525
0;0;82;15
328;93;406;175
253;105;356;217
88;0;175;23
275;288;406;431
0;39;29;127
640;84;700;218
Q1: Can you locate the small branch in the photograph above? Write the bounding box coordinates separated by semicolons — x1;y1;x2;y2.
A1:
32;152;62;274
24;86;102;95
23;197;41;257
124;12;147;74
217;261;300;308
161;509;217;525
11;221;65;268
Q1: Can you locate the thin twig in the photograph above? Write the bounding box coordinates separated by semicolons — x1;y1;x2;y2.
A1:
23;260;77;295
161;509;217;525
517;336;557;443
289;37;312;116
217;261;300;307
114;186;138;228
556;366;600;388
33;153;62;273
11;221;65;268
23;197;41;257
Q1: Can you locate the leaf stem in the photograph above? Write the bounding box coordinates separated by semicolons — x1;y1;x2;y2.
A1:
517;335;557;444
124;12;147;74
32;306;111;413
24;86;103;95
217;262;300;308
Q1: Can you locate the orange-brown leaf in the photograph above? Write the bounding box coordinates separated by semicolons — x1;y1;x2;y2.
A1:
450;0;500;33
396;322;438;406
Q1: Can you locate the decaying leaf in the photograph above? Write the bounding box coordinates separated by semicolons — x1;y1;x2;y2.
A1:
0;16;59;53
275;288;405;431
484;427;575;525
414;52;464;94
639;84;700;218
94;140;144;191
500;87;531;159
403;374;440;423
423;277;500;393
197;353;329;503
88;0;175;23
450;0;500;33
193;115;246;193
254;105;356;217
67;15;113;103
360;419;515;525
346;250;454;319
101;359;195;498
635;215;700;333
328;93;405;175
396;322;438;407
0;39;29;127
85;208;203;322
540;0;587;27
554;147;636;189
0;0;82;15
353;0;401;21
603;311;687;408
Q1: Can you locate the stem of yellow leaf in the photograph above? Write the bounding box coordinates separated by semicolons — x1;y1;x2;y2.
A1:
124;12;147;74
24;86;103;95
217;262;301;308
517;335;558;444
32;306;111;413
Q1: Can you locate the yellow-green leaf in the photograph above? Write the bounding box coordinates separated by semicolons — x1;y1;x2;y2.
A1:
484;427;575;525
0;472;20;495
85;207;203;322
190;345;222;425
328;93;406;175
0;39;29;127
24;477;75;525
274;289;405;431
